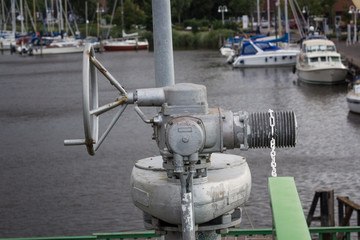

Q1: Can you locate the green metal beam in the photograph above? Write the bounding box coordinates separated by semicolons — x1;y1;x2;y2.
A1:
93;231;161;239
268;177;312;240
1;227;360;240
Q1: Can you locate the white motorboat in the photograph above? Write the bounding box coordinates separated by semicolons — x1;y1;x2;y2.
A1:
346;76;360;114
219;36;241;57
231;40;299;68
296;37;348;84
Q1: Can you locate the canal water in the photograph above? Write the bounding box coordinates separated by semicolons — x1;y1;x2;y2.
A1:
0;50;359;238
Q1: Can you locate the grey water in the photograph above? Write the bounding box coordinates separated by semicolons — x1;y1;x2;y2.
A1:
0;50;359;238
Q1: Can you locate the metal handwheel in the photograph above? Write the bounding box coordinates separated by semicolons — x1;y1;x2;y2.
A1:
64;43;128;155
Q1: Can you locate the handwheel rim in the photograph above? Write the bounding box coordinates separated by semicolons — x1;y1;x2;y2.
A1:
82;44;99;155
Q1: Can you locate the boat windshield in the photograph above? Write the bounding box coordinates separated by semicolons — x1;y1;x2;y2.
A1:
306;45;336;52
241;44;257;55
254;42;280;51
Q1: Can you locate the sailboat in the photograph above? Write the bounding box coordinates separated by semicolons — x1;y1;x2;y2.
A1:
102;0;148;51
103;30;148;51
25;0;84;55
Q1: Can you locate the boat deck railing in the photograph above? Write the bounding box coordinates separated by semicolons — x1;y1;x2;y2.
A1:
1;226;360;240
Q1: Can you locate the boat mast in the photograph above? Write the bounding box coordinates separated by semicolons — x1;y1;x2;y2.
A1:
106;0;117;39
121;0;124;37
85;1;88;37
1;0;5;31
96;1;99;38
285;0;290;44
11;0;15;36
58;0;63;33
267;0;270;34
277;0;282;37
64;0;67;35
256;0;260;29
20;0;25;34
33;0;36;32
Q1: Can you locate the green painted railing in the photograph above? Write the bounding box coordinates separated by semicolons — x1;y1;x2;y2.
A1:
1;226;360;240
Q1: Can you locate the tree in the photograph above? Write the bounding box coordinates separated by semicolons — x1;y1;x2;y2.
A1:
171;0;192;25
228;0;252;17
113;0;146;31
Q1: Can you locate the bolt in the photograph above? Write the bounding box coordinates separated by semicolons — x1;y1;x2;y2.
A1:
182;137;189;143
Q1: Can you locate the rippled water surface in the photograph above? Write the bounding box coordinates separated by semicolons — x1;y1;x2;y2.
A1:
0;50;359;238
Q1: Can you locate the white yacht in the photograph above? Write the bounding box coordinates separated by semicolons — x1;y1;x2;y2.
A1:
231;40;299;68
296;37;348;84
346;76;360;114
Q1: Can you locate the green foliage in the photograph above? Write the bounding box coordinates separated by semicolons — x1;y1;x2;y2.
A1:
113;0;146;31
339;34;348;41
140;30;153;50
326;33;337;39
172;29;236;50
171;0;192;24
228;0;252;17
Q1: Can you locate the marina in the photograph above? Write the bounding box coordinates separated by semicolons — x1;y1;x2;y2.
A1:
1;0;360;239
0;48;360;238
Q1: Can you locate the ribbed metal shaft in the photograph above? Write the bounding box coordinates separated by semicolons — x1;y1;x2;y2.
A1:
247;111;297;148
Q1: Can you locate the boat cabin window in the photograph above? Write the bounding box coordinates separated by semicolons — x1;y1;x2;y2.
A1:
242;44;257;55
330;56;340;62
320;56;327;62
327;45;336;51
310;57;319;62
319;45;326;51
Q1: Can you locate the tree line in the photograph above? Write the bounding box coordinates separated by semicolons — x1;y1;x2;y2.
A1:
1;0;341;33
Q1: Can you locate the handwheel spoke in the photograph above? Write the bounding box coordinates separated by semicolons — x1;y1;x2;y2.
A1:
90;97;127;116
89;55;127;95
94;104;128;151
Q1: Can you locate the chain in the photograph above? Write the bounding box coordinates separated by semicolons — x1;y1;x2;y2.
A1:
268;109;277;177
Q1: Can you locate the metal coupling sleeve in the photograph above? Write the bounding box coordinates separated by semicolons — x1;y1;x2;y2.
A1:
247;111;297;148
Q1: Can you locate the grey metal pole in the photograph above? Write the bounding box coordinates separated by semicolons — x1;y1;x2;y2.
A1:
152;0;175;88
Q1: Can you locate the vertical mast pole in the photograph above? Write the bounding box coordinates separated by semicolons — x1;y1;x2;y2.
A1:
65;0;67;35
59;0;63;32
257;0;260;29
277;0;282;37
120;0;124;37
152;0;175;88
25;0;28;32
85;1;88;37
1;0;4;31
20;0;25;33
11;0;15;36
267;0;270;34
96;2;99;38
285;0;290;44
33;0;37;32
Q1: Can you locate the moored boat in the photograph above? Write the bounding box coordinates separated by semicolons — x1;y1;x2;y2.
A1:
346;76;360;114
27;37;84;55
103;38;148;51
231;40;299;68
296;37;348;84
